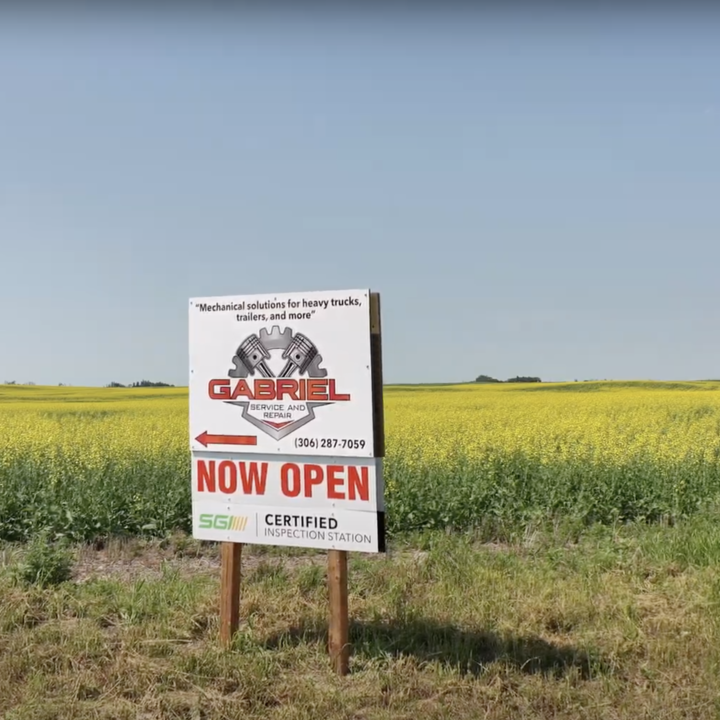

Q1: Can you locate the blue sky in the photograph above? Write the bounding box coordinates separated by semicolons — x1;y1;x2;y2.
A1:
1;8;719;386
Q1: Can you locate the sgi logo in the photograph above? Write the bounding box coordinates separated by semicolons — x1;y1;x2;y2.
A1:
198;514;249;531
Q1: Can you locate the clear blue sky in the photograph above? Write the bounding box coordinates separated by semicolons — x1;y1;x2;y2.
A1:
1;8;719;386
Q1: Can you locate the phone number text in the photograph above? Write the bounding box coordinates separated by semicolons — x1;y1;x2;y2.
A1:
294;438;367;450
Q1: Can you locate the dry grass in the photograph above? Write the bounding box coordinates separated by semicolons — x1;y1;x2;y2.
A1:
2;522;720;719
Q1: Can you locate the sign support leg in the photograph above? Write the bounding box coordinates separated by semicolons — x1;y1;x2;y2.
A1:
328;549;350;675
220;541;242;648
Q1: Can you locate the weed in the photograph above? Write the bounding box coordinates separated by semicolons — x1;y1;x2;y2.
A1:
13;529;74;588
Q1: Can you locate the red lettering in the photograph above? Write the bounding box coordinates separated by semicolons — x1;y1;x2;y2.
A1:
276;379;299;401
306;379;327;401
230;379;252;400
197;459;216;492
239;462;267;494
208;379;230;399
218;460;237;494
303;464;324;497
208;378;351;402
329;379;351;402
348;466;369;501
327;465;345;499
254;379;275;400
281;463;301;497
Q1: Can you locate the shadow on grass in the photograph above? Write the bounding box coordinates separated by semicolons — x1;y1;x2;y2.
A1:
262;617;609;679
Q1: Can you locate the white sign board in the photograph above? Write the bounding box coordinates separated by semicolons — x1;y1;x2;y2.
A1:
189;289;375;458
191;453;384;512
189;288;385;554
192;500;384;553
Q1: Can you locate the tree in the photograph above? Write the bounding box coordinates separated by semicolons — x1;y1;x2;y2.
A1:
475;374;501;383
130;380;174;388
106;380;175;388
506;376;542;383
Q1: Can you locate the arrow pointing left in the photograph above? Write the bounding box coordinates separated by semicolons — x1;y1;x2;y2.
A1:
195;431;258;448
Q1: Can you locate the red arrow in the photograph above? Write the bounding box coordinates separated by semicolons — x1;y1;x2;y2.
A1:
195;431;258;448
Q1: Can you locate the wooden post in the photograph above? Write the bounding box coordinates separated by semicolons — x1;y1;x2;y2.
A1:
328;548;349;675
325;291;384;676
369;292;385;458
220;541;242;648
370;293;386;553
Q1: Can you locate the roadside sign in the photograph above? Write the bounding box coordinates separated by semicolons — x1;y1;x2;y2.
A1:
189;288;385;672
189;288;374;457
191;503;385;553
192;453;384;512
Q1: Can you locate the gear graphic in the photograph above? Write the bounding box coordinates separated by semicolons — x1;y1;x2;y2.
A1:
228;332;272;378
228;326;327;378
279;332;326;378
258;325;293;351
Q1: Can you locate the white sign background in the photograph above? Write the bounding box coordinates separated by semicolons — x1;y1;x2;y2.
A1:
189;288;375;457
191;452;384;512
192;500;384;553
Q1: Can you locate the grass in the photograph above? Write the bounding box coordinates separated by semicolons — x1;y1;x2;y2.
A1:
4;381;720;715
2;517;720;718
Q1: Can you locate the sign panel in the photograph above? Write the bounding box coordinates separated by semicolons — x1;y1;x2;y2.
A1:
189;289;374;458
188;287;385;554
192;453;384;512
192;501;385;553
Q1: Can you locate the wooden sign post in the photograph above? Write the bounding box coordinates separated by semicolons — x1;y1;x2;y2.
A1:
328;548;349;674
220;542;242;648
189;288;385;672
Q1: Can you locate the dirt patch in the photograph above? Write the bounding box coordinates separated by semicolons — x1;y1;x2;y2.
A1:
71;537;333;584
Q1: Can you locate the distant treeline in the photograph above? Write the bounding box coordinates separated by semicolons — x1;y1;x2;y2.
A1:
106;381;175;388
475;375;542;384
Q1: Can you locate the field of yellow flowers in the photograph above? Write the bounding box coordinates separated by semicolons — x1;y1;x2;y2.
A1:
2;381;720;541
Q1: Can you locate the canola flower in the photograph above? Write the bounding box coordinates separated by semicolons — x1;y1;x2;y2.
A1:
2;381;720;541
0;386;190;541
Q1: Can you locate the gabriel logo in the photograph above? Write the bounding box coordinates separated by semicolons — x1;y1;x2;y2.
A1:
207;326;351;440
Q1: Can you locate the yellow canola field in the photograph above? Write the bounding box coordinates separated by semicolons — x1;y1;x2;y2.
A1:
385;381;720;469
1;381;720;540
